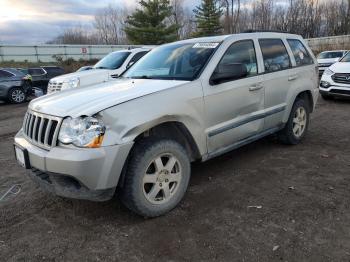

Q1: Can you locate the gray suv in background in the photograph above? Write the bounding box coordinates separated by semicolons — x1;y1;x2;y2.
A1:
0;68;31;103
14;32;318;217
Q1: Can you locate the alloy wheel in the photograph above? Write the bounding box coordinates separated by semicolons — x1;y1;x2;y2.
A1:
142;153;182;205
11;89;26;103
292;107;307;138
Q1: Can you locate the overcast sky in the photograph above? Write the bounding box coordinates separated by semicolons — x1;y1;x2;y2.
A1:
0;0;201;44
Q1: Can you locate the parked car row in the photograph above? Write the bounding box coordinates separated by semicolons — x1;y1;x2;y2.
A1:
319;51;350;99
0;47;151;104
317;50;348;77
0;66;65;104
47;47;151;94
0;68;32;103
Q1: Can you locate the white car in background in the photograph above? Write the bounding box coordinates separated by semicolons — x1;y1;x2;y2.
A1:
47;48;151;94
317;50;348;77
320;51;350;99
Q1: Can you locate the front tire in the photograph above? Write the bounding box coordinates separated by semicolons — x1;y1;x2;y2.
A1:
278;98;310;145
120;138;191;217
7;87;27;104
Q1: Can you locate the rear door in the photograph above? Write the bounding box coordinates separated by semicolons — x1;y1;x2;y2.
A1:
29;68;47;87
203;39;265;153
259;38;293;130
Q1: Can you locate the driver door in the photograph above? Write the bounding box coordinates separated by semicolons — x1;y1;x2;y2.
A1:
203;39;265;153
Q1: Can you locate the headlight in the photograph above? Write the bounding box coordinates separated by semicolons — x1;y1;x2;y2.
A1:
58;116;105;148
324;68;334;76
61;77;80;90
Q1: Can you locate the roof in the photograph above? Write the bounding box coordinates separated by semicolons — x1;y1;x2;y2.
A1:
169;32;303;46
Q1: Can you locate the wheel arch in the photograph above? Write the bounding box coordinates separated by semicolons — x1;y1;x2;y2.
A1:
283;89;314;123
132;121;202;162
117;120;203;189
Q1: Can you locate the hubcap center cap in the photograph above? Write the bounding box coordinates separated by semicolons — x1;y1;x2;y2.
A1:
157;170;169;182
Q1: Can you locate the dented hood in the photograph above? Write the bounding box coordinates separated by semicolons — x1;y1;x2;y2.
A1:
29;78;189;118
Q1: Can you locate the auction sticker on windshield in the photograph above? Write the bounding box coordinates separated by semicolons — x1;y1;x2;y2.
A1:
193;43;219;49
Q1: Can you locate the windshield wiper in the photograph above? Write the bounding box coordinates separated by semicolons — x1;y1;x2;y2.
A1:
94;66;108;69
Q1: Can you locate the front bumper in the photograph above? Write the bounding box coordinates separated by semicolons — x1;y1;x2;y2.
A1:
14;130;133;201
319;75;350;98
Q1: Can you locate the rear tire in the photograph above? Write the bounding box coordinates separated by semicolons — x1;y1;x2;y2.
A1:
278;98;310;145
120;138;191;217
7;87;27;104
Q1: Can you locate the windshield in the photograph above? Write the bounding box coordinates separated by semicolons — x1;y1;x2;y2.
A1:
317;51;344;59
94;52;131;70
340;52;350;62
123;43;219;81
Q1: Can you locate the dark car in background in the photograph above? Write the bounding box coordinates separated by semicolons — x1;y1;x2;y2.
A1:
18;66;64;94
0;68;32;104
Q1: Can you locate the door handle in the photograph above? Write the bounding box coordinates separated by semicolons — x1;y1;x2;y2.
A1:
249;83;263;91
288;74;299;81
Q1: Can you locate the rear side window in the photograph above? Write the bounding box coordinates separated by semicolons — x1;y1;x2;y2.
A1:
287;39;313;66
28;68;46;76
45;67;64;75
219;40;258;77
0;70;14;78
259;39;291;73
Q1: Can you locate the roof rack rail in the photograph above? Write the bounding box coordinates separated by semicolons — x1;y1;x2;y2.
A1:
243;29;291;34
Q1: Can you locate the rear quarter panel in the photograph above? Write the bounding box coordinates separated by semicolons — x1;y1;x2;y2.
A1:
283;37;318;122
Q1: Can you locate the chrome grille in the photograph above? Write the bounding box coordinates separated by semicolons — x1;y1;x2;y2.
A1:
332;73;350;85
22;110;62;150
47;81;63;94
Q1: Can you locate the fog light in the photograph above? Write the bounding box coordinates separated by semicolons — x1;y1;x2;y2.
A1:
320;81;331;88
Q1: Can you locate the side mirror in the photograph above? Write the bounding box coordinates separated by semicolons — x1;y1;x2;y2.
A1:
210;63;248;85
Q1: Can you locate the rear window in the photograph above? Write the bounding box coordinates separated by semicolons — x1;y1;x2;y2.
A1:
287;39;314;66
259;39;291;73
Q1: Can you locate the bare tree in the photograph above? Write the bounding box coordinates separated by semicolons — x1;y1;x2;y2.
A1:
94;5;128;44
48;26;99;45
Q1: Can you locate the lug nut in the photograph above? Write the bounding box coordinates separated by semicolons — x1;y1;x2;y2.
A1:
165;179;169;182
159;183;162;187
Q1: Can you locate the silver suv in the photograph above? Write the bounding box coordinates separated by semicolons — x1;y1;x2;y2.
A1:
14;33;318;217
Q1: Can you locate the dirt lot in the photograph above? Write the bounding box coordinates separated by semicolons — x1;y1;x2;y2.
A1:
0;97;350;262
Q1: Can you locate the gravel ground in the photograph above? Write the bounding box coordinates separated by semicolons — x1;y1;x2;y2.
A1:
0;97;350;262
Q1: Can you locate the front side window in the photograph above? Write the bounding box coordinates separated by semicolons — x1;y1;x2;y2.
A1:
340;52;350;62
123;43;218;81
218;40;258;78
287;39;314;66
94;52;131;70
259;39;291;73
